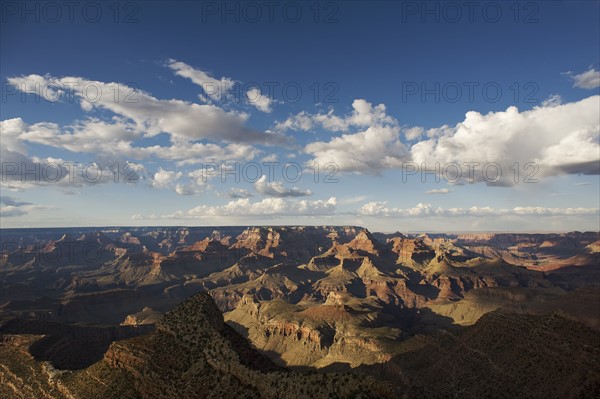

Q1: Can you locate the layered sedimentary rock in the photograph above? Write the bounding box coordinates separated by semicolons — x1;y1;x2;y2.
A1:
1;226;599;394
0;293;397;399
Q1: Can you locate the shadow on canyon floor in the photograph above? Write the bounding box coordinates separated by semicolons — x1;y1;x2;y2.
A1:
0;318;155;369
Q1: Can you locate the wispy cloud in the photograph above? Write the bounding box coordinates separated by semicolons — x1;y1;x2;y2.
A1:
358;202;599;217
0;196;51;217
426;188;451;195
166;59;235;102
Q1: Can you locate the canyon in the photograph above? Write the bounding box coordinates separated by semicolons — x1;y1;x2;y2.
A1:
1;226;599;397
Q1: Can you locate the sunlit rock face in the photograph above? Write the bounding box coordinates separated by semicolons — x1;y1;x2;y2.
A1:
0;227;598;398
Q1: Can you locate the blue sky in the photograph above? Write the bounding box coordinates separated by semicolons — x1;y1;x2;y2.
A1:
1;0;599;231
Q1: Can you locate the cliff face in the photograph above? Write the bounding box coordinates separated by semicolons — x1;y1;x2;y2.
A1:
2;226;599;397
2;302;598;399
216;228;596;372
226;294;397;368
3;227;596;326
0;292;398;399
347;229;381;254
389;237;436;267
229;226;362;260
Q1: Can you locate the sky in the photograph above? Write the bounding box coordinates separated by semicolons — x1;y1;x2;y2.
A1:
1;0;599;232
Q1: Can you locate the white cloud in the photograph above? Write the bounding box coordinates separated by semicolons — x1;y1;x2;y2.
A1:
277;99;396;132
151;142;259;164
254;175;312;197
357;202;599;217
0;150;144;192
275;111;316;132
540;94;562;107
305;124;410;174
298;99;410;174
170;167;220;195
3;115;265;192
567;68;600;89
134;197;337;219
15;118;146;158
410;95;600;184
166;59;235;102
404;126;424;140
7;74;288;145
358;201;391;216
299;96;599;179
188;196;336;217
426;188;451;194
174;184;199;196
246;88;273;113
0;118;29;154
151;168;182;188
0;118;150;191
6;74;63;102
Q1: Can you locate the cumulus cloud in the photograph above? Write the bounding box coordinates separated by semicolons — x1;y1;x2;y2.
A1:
188;197;336;217
151;168;182;188
277;99;396;132
246;88;273;113
357;202;599;217
404;126;424;140
0;117;29;154
410;95;600;184
133;197;336;219
169;167;220;195
254;175;311;197
166;59;235;102
305;124;410;174
358;201;392;216
298;96;598;179
293;99;408;174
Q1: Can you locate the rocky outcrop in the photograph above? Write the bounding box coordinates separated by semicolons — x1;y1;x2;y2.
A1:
226;294;400;368
0;292;398;398
0;318;153;370
389;237;436;267
347;229;381;255
87;292;397;398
